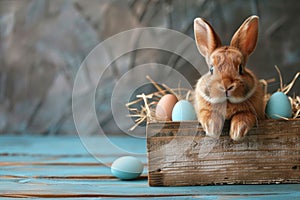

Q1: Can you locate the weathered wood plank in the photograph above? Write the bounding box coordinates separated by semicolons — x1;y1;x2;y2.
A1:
0;135;146;155
0;177;299;198
0;136;148;182
0;154;147;164
0;135;147;171
147;119;300;186
1;135;300;199
0;164;148;178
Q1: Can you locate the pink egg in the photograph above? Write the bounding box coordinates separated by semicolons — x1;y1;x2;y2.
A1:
155;94;178;121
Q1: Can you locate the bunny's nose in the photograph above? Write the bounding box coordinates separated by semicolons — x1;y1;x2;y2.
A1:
225;84;235;97
218;83;235;97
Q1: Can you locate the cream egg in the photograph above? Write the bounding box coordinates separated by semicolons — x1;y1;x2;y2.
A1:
156;94;178;121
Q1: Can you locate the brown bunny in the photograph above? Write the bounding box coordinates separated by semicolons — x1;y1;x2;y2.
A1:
194;15;265;141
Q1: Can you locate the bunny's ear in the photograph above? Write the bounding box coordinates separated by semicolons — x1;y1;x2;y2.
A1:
194;18;222;59
230;16;259;57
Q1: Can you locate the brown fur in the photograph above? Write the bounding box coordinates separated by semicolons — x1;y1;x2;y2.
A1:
194;16;264;141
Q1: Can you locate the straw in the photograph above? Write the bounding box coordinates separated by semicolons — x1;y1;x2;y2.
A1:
127;68;300;131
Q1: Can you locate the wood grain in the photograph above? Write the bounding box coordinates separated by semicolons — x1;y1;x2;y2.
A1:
1;135;300;199
147;119;300;186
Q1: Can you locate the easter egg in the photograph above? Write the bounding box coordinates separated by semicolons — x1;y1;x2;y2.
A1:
265;92;292;119
156;94;178;121
111;156;144;180
172;100;197;121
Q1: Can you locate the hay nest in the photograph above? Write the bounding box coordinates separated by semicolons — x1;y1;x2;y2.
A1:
126;67;300;131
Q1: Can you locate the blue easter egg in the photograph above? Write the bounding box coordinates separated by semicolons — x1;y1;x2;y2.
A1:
265;92;292;119
172;100;197;121
111;156;144;180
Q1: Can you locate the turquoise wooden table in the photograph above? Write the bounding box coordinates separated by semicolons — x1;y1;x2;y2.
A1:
0;135;299;199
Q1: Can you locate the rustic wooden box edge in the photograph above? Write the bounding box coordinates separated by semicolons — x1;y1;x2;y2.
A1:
146;119;300;187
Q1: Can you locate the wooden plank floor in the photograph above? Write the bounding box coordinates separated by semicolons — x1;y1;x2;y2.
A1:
0;135;299;199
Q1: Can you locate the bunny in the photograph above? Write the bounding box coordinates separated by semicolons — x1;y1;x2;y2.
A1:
193;15;265;141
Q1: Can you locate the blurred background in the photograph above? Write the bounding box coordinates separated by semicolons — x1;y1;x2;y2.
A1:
0;0;299;135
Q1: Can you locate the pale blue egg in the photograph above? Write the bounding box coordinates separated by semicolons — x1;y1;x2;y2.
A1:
265;92;292;119
111;156;144;180
172;100;197;121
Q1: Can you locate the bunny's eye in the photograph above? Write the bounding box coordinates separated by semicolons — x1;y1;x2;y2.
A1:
239;64;243;75
210;65;214;75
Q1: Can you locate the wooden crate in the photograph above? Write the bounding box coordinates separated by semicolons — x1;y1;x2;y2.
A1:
146;119;300;186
